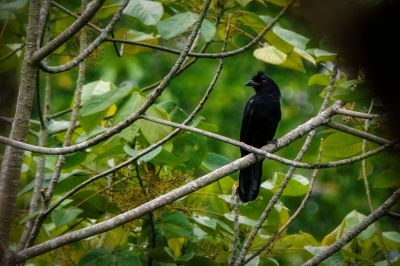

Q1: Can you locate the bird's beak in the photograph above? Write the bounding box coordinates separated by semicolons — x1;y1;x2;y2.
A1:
245;79;259;87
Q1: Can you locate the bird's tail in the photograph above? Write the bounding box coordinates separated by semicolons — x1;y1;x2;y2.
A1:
238;161;263;202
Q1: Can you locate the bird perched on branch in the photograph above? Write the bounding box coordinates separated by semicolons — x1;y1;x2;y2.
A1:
238;71;281;202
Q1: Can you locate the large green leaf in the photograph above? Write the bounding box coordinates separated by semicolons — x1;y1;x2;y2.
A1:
373;170;400;188
157;12;198;40
172;132;207;169
123;0;163;26
322;132;362;158
51;207;83;228
280;50;306;73
80;82;132;117
201;152;231;172
272;25;309;50
77;248;141;266
138;105;173;144
157;12;215;41
262;172;309;196
253;45;287;65
159;211;193;238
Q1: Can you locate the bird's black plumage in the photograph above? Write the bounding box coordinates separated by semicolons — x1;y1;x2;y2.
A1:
238;71;281;202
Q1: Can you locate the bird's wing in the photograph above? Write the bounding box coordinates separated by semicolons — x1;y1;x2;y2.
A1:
240;96;256;143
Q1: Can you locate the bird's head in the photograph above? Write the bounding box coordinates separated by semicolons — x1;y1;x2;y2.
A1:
245;71;280;95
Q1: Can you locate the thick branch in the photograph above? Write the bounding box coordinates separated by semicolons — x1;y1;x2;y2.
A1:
302;188;400;266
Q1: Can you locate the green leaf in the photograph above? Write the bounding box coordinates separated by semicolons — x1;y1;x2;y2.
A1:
261;172;309;196
374;170;400;188
322;132;362;158
383;231;400;244
199;19;216;42
224;213;257;227
51;207;83;228
123;0;163;25
71;190;120;219
157;12;198;40
113;248;142;266
294;47;316;65
77;248;142;266
77;248;115;266
80;82;132;117
272;25;309;50
172;133;207;169
191;215;217;230
81;80;112;105
139;105;173;143
253;45;287;65
201;152;231;172
46;119;70;134
63;152;87;169
308;48;337;62
280;50;306;73
160;211;193;238
308;73;330;86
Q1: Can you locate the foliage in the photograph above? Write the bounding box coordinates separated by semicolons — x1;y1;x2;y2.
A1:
1;0;399;265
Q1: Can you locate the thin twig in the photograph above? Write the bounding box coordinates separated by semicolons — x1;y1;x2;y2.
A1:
360;99;391;265
302;188;400;266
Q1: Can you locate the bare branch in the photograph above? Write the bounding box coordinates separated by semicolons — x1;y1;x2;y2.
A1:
30;0;105;63
302;188;400;266
335;108;379;119
326;121;390;145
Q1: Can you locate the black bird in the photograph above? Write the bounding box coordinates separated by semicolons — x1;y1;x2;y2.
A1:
238;71;281;202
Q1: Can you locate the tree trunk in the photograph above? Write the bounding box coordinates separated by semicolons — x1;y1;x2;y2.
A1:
0;0;43;264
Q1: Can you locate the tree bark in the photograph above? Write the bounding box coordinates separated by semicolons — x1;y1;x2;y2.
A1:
0;0;43;263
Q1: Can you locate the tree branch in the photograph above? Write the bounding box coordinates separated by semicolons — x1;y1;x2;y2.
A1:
335;108;379;119
302;188;400;266
326;121;390;145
